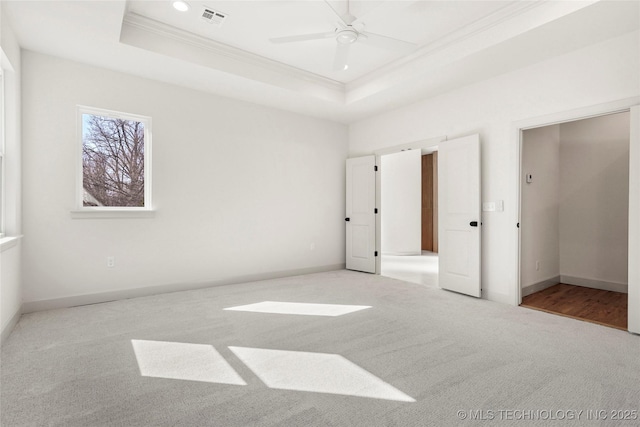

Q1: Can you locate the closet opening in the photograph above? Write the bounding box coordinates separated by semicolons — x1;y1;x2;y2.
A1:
519;111;630;330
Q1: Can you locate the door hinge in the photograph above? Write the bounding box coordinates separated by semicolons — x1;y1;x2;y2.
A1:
375;251;378;257
374;165;378;171
374;208;378;214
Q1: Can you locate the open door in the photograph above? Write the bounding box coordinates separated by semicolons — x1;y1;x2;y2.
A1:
438;134;481;297
346;156;376;273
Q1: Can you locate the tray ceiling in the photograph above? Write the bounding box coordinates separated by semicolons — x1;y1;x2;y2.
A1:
4;1;639;123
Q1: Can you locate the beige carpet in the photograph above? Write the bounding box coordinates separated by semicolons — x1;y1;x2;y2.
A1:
2;270;639;426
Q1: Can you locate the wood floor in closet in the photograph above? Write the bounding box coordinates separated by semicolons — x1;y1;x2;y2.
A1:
521;283;627;330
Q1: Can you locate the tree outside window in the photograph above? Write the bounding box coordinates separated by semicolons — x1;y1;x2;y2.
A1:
79;107;151;210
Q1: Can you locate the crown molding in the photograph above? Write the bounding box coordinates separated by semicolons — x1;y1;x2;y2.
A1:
346;0;597;103
121;13;345;102
348;1;545;92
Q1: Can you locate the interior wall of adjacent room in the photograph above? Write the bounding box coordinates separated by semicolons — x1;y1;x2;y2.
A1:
521;125;560;291
559;112;630;289
21;51;348;306
348;30;640;304
381;150;421;255
0;3;23;338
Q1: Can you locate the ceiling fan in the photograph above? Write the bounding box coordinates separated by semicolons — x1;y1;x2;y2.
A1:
269;0;417;71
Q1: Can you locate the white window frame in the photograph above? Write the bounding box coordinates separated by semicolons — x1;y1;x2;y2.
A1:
73;105;154;219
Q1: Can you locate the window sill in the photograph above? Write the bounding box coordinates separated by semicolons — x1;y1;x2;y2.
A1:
70;209;156;219
0;236;21;252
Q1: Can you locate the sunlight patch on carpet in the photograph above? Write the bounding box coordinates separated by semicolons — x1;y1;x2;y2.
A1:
228;346;415;402
131;340;246;385
223;301;371;316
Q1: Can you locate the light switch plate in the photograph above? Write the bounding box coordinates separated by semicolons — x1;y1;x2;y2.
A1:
483;202;496;212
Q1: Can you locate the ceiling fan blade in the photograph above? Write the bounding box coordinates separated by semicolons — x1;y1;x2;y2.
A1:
332;43;350;71
359;31;417;53
270;32;336;44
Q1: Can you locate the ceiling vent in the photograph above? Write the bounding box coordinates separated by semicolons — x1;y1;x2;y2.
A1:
201;7;228;27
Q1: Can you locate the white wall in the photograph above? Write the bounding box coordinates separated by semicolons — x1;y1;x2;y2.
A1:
521;125;560;292
628;106;640;334
0;3;23;341
559;112;630;289
21;51;348;308
1;240;21;336
381;150;421;255
349;30;640;304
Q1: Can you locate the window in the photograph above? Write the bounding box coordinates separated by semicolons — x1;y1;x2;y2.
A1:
77;106;152;214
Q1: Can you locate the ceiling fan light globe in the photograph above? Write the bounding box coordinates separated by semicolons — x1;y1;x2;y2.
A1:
336;29;358;45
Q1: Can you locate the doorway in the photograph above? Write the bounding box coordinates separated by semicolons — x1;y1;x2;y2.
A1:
347;134;482;298
365;134;481;298
378;148;439;287
519;111;630;330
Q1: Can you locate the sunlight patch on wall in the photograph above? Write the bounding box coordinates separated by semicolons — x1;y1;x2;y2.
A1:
228;346;415;402
223;301;371;317
131;340;246;385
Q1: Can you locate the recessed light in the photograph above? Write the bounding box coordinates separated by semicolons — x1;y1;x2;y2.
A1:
343;65;349;70
172;1;190;12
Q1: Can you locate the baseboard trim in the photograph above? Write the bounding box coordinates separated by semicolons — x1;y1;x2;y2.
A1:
22;264;346;314
1;308;22;346
522;276;561;297
560;275;628;294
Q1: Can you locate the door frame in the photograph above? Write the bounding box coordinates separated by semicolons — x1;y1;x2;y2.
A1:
373;135;446;274
513;96;640;333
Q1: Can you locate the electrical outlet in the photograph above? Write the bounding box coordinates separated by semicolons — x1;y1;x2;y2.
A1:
107;256;115;268
309;243;316;251
535;260;540;271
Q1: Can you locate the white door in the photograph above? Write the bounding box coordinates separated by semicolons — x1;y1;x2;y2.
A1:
346;156;376;273
438;134;481;297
